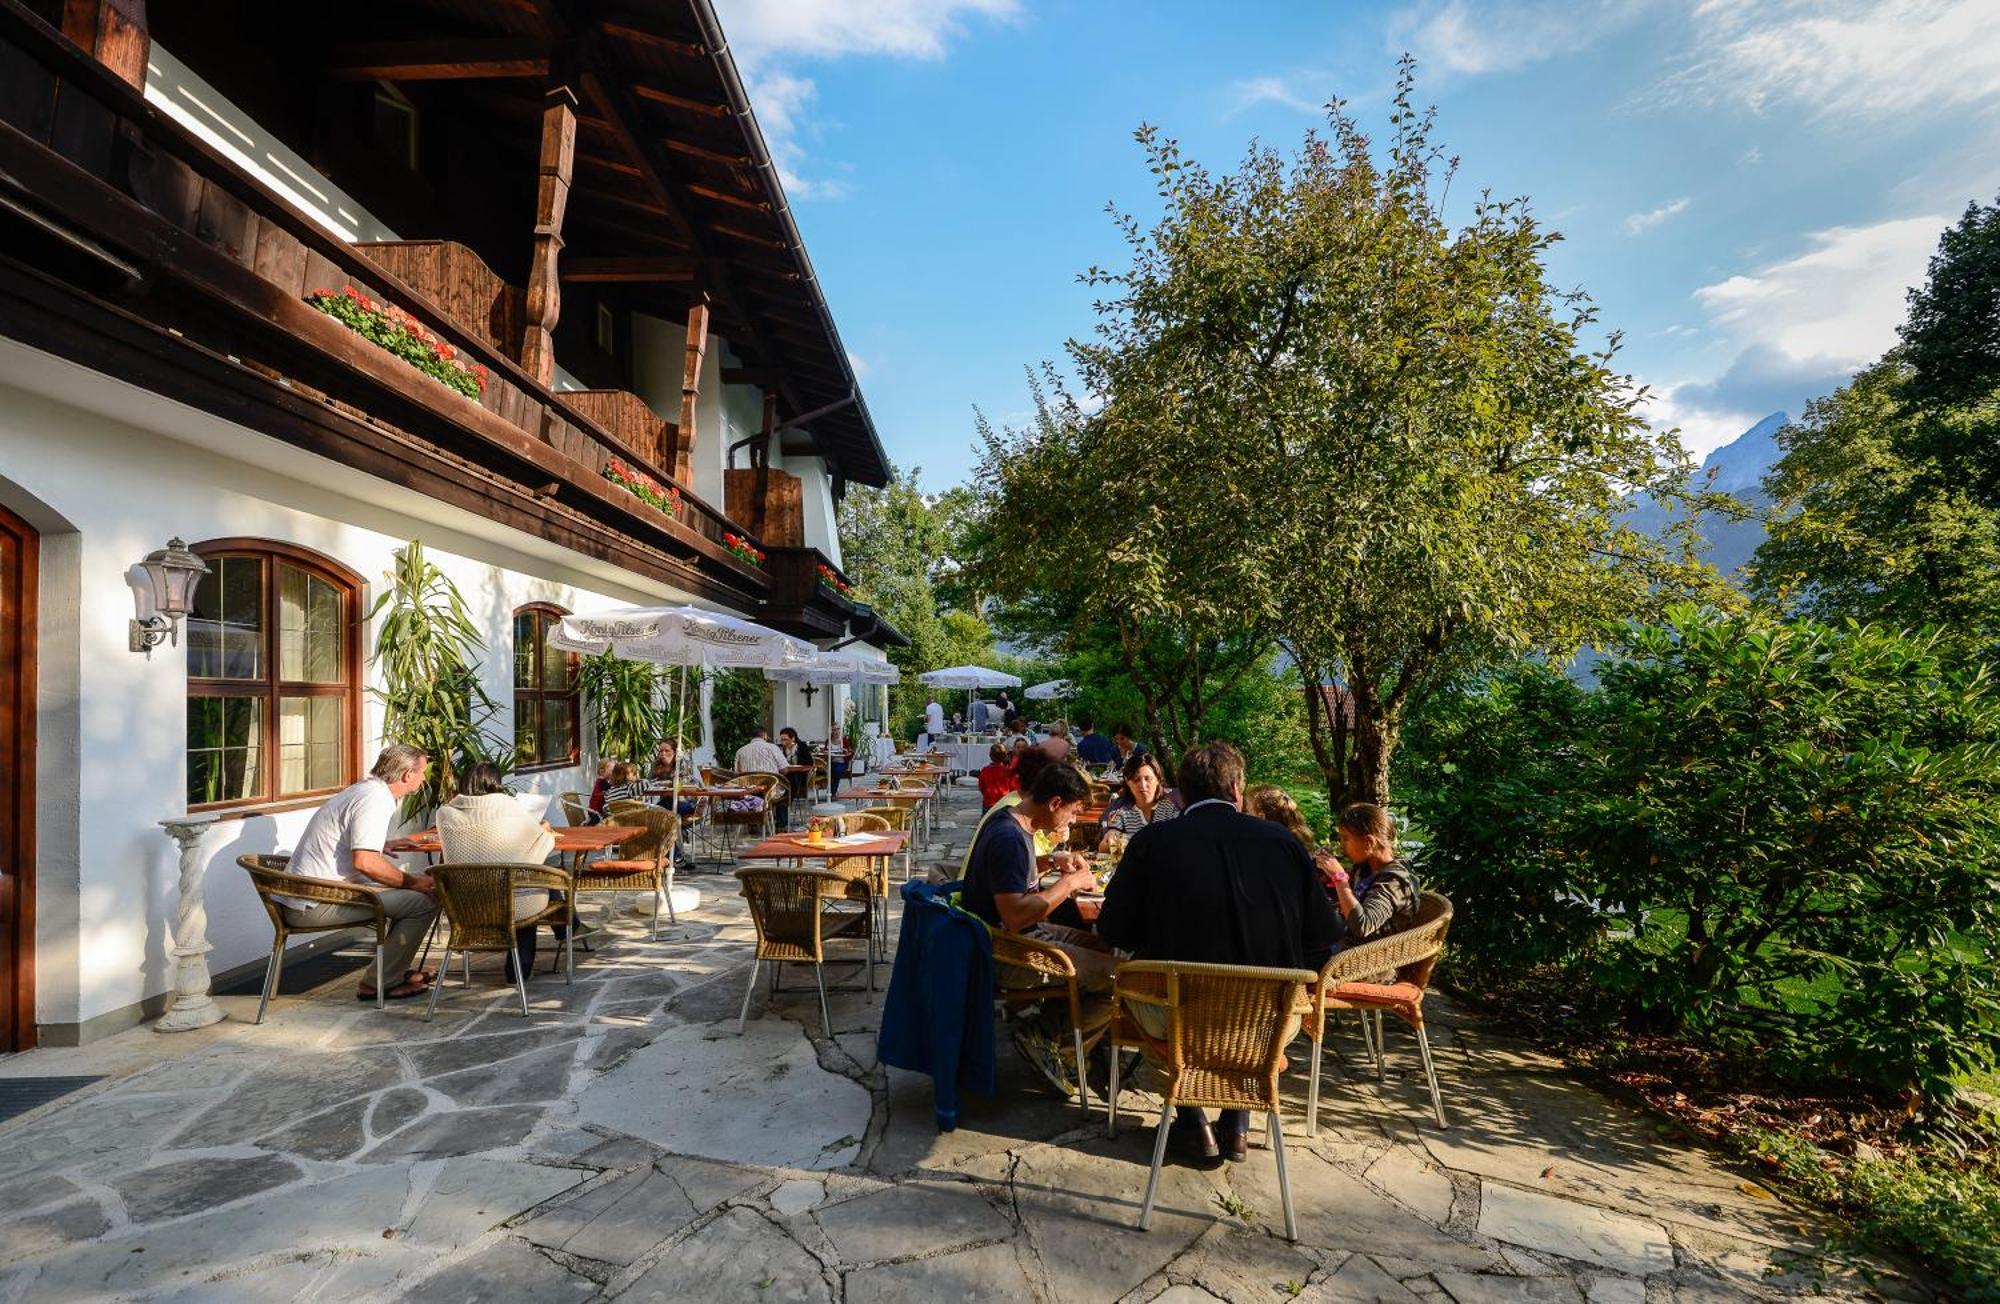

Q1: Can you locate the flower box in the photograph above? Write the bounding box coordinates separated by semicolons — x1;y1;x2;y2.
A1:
722;532;766;568
603;458;682;519
816;563;855;596
307;287;485;398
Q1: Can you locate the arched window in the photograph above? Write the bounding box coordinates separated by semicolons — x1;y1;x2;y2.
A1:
513;603;579;769
185;540;363;811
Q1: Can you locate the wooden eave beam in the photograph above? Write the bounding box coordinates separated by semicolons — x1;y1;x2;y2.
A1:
325;39;550;81
632;83;730;118
687;182;766;213
597;17;705;59
662;135;750;168
561;256;705;283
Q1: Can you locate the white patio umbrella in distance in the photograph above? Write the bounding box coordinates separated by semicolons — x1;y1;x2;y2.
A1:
1023;679;1074;701
548;605;816;810
919;664;1023;733
766;652;900;752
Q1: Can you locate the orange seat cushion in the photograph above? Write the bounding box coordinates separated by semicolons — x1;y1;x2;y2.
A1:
579;860;654;875
1327;981;1425;1017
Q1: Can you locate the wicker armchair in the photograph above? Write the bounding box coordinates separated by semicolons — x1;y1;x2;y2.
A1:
576;807;678;938
559;791;592;827
989;926;1097;1114
708;772;783;847
734;866;872;1036
237;854;395;1023
854;804;916;882
1304;892;1453;1131
423;863;574;1020
605;798;653;820
1108;961;1317;1241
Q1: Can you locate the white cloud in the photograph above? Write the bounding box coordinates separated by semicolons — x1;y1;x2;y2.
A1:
1645;213;1946;453
718;0;1019;63
1739;145;1761;165
1230;74;1326;115
1390;0;1652;76
1654;0;2000;121
1625;196;1691;235
713;0;1018;200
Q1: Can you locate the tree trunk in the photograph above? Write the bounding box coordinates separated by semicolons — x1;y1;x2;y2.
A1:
1344;709;1397;809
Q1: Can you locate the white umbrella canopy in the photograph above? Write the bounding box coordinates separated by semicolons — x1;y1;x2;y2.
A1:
767;651;901;687
1024;679;1074;701
918;665;1022;690
548;604;814;670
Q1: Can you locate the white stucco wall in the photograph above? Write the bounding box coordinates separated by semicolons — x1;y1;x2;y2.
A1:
0;338;717;1036
780;452;842;566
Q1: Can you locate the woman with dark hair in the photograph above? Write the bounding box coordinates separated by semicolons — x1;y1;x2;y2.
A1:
1327;803;1422;946
435;762;563;978
778;726;813;806
1103;751;1180;837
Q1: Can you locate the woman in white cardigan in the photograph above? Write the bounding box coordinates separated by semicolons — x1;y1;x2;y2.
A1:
436;763;560;978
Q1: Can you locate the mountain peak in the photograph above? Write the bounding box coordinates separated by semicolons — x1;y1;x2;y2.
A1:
1703;411;1787;497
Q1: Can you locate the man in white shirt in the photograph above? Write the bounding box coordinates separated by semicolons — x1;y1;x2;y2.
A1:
733;726;791;776
283;743;439;1002
925;697;945;739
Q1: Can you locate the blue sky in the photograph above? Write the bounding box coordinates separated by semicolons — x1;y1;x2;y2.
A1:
713;0;2000;484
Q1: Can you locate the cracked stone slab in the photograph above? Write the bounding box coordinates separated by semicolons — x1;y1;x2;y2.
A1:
1310;1254;1427;1302
399;1158;585;1248
12;1167;412;1297
617;1206;831;1302
0;1201;111;1265
360;1105;545;1163
518;1166;699;1266
1366;1143;1457;1227
109;1154;303;1223
255;1095;373;1162
1436;1271;1588;1304
172;1049;404;1148
1171;1221;1325;1301
1224;1137;1497;1268
430;1043;580;1107
813;1180;1000;1264
147;1246;427;1303
769;1179;825;1217
1583;1275;1646;1304
573;1018;870;1170
1477;1183;1673;1278
1011;1133;1220;1302
843;1241;1037;1303
0;1093;200;1184
401;1236;593;1302
401;1026;588;1079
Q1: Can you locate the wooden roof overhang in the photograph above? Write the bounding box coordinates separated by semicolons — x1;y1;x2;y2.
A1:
150;0;889;489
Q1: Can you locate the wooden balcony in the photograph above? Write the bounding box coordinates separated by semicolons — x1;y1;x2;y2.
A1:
0;3;770;605
761;546;868;641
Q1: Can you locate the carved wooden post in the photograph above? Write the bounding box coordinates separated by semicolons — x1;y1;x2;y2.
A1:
62;0;148;90
521;83;577;387
676;299;710;483
155;814;225;1032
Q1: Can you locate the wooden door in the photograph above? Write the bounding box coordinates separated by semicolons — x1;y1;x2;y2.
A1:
0;504;35;1051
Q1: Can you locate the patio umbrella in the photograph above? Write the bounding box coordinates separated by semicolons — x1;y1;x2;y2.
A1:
548;605;816;809
767;652;901;750
1023;679;1074;701
917;665;1022;690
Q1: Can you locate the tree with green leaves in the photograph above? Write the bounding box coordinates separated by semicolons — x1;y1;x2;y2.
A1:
979;61;1718;807
837;464;998;735
1752;199;2000;646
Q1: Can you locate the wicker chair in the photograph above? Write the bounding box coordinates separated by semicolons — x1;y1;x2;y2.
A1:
605;798;653;820
575;807;678;939
709;772;783;848
1304;892;1453;1131
1108;961;1317;1241
734;866;872;1036
559;791;592;827
989;926;1097;1114
423;863;574;1020
893;740;914;755
237;854;395;1023
854;804;916;882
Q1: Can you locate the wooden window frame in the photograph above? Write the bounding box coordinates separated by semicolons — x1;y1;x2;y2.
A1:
186;538;364;816
513;602;580;773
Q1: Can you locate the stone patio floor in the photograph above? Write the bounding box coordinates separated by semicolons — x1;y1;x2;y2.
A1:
0;785;1928;1303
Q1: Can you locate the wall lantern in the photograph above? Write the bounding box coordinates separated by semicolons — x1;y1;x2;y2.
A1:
130;537;209;657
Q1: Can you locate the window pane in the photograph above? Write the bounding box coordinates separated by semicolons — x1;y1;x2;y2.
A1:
514;612;536;690
541;640;573;694
280;566;343;684
540;696;573;766
188;695;263;805
187;556;264;680
515;695;538;764
278;695;342;795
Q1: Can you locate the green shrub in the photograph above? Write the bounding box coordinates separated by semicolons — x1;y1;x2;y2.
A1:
1403;607;2000;1100
710;668;770;760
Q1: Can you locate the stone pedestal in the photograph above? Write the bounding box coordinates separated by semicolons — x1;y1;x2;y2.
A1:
155;814;226;1033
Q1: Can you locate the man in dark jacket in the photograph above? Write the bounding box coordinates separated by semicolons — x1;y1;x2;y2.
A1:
1096;741;1339;1162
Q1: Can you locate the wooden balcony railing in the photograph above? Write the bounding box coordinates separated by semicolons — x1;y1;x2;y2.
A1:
0;2;766;596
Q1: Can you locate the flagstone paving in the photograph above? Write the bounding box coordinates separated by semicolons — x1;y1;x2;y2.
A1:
0;783;1931;1302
